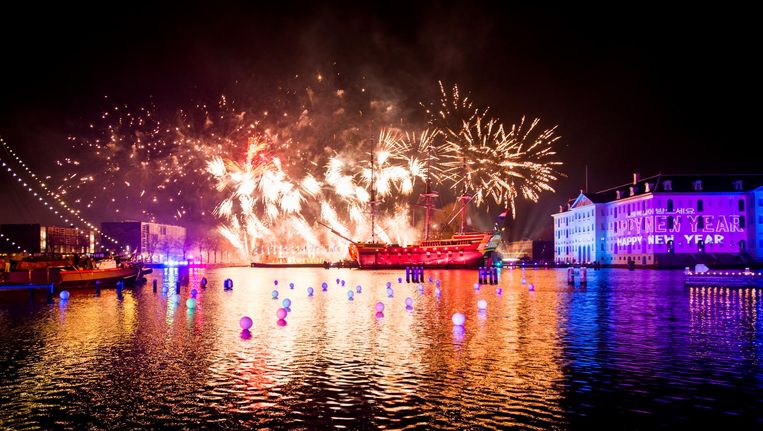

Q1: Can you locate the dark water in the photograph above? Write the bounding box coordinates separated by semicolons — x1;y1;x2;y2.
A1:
1;267;762;430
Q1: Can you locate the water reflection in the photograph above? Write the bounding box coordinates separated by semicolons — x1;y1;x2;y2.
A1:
1;268;762;429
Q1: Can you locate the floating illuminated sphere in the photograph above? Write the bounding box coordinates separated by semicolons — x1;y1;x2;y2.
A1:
336;278;340;284
239;316;253;330
186;298;197;309
201;277;207;287
240;329;252;340
521;278;526;285
190;288;198;298
307;287;314;296
435;280;441;287
386;281;392;288
452;312;466;326
276;307;288;319
356;285;362;293
496;287;503;295
347;290;354;300
289;282;294;289
224;278;233;289
418;284;424;292
322;282;328;291
405;297;413;308
272;290;279;299
474;283;480;291
429;276;433;283
341;280;346;287
398;277;402;283
375;302;385;312
375;311;384;318
528;283;535;291
282;298;292;308
161;285;169;293
477;299;487;310
277;318;287;327
59;290;70;300
435;287;442;296
274;280;279;286
386;287;394;297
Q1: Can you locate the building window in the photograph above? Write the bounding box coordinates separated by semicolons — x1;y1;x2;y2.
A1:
693;180;703;191
759;215;763;224
733;180;743;191
739;216;745;229
739;240;746;253
697;239;705;253
698;216;705;229
667;216;674;230
739;199;745;212
667;240;674;254
758;198;763;207
667;199;674;212
663;180;672;191
697;199;703;212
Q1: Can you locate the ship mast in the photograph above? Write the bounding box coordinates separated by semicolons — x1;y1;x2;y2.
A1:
457;156;471;234
369;151;378;243
419;146;438;240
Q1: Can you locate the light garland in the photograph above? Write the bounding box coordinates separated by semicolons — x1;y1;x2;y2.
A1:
1;137;125;251
0;232;27;253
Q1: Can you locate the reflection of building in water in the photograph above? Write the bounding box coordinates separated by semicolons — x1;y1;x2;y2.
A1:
101;221;186;262
552;173;763;267
0;224;95;254
689;286;760;333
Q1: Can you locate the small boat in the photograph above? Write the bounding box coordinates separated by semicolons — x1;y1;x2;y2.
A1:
57;265;142;285
684;265;763;288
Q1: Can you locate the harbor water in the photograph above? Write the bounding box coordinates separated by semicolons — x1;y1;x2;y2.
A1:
1;267;762;429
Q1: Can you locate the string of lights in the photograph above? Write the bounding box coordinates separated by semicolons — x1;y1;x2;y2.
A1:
0;137;125;251
0;232;27;253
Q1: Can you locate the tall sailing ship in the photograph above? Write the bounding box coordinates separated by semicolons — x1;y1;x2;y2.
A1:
344;154;502;269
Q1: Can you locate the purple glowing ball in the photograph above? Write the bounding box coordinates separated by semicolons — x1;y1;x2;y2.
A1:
356;285;362;293
435;287;442;296
240;329;252;340
276;307;288;319
347;290;354;300
386;281;391;288
239;316;253;330
405;297;413;307
322;282;328;291
190;288;198;298
336;278;340;284
528;283;535;291
375;311;384;319
341;280;346;287
398;277;402;283
289;282;294;289
272;290;279;299
375;302;385;312
274;280;279;286
307;287;314;296
452;312;466;326
496;287;503;295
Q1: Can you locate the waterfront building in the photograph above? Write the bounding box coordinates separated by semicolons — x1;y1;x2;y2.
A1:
552;173;763;267
0;224;95;254
499;240;554;263
100;221;186;263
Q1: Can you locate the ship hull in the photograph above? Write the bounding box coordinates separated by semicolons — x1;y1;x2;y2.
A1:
351;233;501;269
58;266;141;285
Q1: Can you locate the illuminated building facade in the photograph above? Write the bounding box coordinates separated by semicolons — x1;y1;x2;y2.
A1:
552;174;763;267
0;224;95;254
101;221;186;263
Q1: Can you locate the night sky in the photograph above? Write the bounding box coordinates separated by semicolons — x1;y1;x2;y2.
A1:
0;2;758;240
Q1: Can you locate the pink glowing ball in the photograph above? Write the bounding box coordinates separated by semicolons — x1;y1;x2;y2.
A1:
452;312;466;326
375;311;384;318
375;302;385;312
276;307;288;319
277;318;287;327
239;316;253;330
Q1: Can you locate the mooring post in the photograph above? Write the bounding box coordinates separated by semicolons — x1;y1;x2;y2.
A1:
152;278;157;292
95;280;101;296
